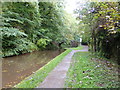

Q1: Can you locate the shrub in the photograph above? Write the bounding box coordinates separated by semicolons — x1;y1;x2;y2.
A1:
37;38;51;50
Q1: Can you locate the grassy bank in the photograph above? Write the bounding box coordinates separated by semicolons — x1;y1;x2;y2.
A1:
65;46;84;50
15;49;72;88
65;52;119;88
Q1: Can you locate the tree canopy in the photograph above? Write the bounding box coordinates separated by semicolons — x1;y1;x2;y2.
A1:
75;2;120;63
1;1;78;57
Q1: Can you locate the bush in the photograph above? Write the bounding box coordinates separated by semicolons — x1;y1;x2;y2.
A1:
37;38;51;50
1;27;39;57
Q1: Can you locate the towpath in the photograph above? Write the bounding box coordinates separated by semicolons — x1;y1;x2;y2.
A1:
37;46;88;88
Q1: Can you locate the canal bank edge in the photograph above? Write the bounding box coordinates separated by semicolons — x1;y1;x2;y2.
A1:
14;49;72;88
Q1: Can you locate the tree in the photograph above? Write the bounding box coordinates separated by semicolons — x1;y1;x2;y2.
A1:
75;2;120;63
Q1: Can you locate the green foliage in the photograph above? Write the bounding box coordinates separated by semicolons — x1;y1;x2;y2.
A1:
1;27;28;57
2;1;81;57
76;2;120;62
1;1;74;57
28;42;38;51
1;2;41;57
81;33;90;45
1;27;27;37
37;38;51;49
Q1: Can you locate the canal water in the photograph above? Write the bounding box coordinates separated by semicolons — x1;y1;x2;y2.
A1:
2;50;63;88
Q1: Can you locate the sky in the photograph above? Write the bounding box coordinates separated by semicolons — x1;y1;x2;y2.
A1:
64;0;87;15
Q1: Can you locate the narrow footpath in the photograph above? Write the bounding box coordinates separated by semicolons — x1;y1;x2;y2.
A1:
37;46;88;88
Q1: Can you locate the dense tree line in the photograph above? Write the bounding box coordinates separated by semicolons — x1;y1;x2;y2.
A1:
76;2;120;64
1;1;78;57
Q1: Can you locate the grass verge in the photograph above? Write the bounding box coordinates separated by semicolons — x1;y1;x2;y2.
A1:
65;46;84;50
15;49;72;88
65;52;119;88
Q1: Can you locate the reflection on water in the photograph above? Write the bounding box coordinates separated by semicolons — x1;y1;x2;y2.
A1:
2;50;63;88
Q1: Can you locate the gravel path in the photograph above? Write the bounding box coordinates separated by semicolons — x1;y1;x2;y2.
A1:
37;46;88;88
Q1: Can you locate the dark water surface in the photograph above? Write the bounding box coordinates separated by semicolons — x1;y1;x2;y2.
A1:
2;50;63;88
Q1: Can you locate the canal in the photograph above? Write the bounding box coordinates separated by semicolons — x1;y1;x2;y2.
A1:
2;50;63;88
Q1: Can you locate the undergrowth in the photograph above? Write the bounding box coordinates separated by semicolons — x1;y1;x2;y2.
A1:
65;52;119;88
